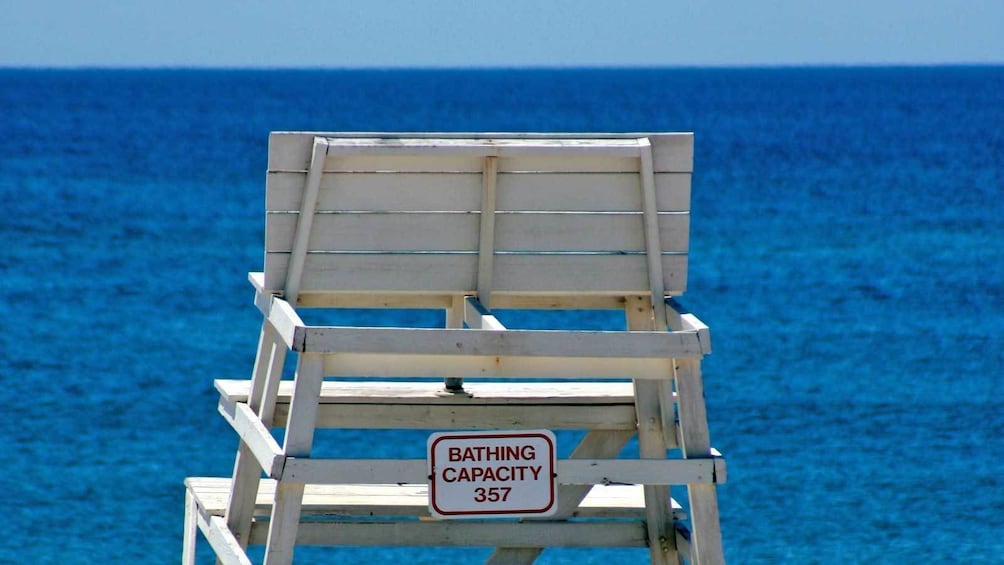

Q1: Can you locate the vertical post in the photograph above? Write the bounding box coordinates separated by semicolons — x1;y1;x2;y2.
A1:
627;296;679;565
224;322;283;550
263;353;324;565
675;356;725;565
183;488;198;565
477;155;499;309
443;294;466;393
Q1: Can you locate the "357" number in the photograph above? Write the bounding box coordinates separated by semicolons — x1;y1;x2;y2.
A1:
474;486;511;502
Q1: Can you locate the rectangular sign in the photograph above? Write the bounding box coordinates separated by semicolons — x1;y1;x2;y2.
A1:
427;430;557;519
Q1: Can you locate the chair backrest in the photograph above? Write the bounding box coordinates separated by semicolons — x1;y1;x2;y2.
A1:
264;132;693;305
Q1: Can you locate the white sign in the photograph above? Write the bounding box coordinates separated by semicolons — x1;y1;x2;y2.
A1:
427;430;557;519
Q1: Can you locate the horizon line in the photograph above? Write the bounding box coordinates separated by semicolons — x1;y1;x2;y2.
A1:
1;61;1002;72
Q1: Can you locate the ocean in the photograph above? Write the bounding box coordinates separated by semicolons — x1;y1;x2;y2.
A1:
1;67;1001;564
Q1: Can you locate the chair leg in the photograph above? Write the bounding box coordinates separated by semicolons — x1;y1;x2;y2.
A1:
182;489;197;565
675;358;725;565
627;298;680;565
261;353;324;565
224;321;285;549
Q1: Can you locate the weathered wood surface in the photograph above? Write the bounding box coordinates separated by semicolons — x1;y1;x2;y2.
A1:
267;132;694;173
262;134;693;296
193;132;725;565
264;250;688;296
187;477;684;520
266;172;691;212
217;379;640;430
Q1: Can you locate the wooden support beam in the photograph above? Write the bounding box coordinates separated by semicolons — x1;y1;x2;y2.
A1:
667;297;711;354
294;325;705;358
205;516;255;565
279;457;723;486
674;357;726;565
323;352;674;380
263;354;324;565
627;296;678;565
217;401;285;479
283;137;328;305
250;520;649;548
464;296;507;330
477;156;499;309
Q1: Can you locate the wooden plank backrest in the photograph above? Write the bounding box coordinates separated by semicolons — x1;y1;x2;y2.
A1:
263;133;693;300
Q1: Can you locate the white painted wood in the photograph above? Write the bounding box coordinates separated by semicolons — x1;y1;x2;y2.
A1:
639;139;670;332
463;297;507;331
278;457;720;486
282;137;327;303
667;297;712;354
322;352;674;379
487;429;638;564
675;356;726;565
477;156;499;308
189;477;676;520
264;251;688;296
267;132;694;173
280;399;638;430
294;325;704;358
199;131;722;565
216;379;637;405
263;353;324;565
266;171;690;212
627;296;677;565
265;297;305;351
205;516;255;565
265;211;688;254
223;321;278;550
443;294;466;391
217;401;285;478
183;489;198;565
254;520;648;548
267;172;482;211
216;379;640;430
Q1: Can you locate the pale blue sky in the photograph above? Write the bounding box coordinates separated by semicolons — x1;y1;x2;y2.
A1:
2;1;1002;68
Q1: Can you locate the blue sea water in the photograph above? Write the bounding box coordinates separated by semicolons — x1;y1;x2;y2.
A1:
1;67;1002;564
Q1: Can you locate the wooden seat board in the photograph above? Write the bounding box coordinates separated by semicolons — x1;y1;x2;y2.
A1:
187;477;684;520
217;380;642;430
216;380;637;405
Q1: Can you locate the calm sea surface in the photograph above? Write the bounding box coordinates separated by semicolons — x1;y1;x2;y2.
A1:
1;67;1002;563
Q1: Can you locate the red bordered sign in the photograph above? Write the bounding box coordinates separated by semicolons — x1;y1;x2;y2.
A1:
427;430;557;519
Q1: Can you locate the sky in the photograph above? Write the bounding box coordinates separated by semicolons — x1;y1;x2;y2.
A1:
2;0;1002;68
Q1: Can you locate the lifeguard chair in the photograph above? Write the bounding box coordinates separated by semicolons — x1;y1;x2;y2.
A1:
183;132;726;564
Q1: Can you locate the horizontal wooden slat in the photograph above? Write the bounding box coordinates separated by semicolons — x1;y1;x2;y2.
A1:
290;326;704;358
216;380;637;405
268;132;694;173
217;400;285;478
217;380;641;430
187;477;683;520
263;252;687;295
266;211;688;253
266;172;481;211
265;172;689;212
323;353;674;380
257;519;647;547
250;272;635;309
280;458;722;486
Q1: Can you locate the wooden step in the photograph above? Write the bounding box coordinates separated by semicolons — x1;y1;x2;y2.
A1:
216;380;642;430
187;476;683;521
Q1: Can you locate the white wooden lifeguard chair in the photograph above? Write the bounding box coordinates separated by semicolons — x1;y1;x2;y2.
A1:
183;132;726;564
